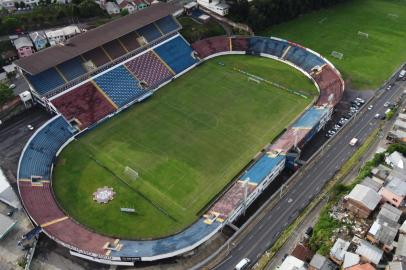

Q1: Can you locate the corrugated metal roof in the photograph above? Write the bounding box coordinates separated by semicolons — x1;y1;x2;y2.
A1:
14;2;179;74
345;184;380;210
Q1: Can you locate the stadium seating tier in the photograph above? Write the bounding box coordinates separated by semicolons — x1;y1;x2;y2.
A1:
94;65;146;107
52;82;117;129
154;36;198;74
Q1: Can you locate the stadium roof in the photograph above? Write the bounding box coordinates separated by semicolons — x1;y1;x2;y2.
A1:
15;2;179;75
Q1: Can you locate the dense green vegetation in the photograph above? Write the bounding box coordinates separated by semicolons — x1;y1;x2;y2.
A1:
261;0;406;89
0;84;13;106
230;0;347;31
0;0;107;35
179;17;226;43
53;55;316;239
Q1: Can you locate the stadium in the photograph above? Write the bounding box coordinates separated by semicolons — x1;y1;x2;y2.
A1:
14;3;344;265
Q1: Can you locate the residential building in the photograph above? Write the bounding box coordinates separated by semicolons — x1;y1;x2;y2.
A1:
379;177;406;208
197;0;229;16
355;240;383;265
396;234;406;262
116;0;136;13
2;63;16;76
400;220;406;234
29;31;48;51
132;0;148;10
386;151;406;170
343;252;360;269
279;255;307;270
367;203;401;252
309;254;336;270
291;243;314;262
387;261;406;270
330;238;350;265
371;165;391;181
13;37;34;58
1;50;17;64
360;177;383;192
45;26;81;46
0;0;15;10
344;184;381;218
347;264;376;270
105;1;120;14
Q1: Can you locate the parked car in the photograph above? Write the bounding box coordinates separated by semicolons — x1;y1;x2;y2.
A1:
368;105;373;110
384;102;390;107
355;97;365;104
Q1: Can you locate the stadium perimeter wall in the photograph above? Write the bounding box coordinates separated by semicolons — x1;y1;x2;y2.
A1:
17;35;344;265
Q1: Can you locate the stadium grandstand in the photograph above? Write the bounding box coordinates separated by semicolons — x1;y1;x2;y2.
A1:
15;6;344;263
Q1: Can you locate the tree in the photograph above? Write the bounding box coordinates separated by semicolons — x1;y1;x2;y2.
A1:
1;17;22;34
0;84;14;106
120;9;129;16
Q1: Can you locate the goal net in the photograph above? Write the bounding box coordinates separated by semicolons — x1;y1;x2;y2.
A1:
331;51;344;60
124;166;139;181
358;31;369;38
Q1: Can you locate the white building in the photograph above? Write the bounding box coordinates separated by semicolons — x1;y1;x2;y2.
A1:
197;0;229;16
45;25;81;46
105;1;120;14
0;0;16;10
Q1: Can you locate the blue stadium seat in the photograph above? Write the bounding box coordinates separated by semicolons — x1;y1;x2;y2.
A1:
137;23;162;42
155;16;180;34
94;65;145;107
57;57;86;81
154;36;198;74
19;116;73;180
248;37;266;54
285;46;325;72
25;68;66;95
263;39;289;58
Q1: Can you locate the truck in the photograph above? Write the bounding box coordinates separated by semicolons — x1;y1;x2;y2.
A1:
349;138;358;146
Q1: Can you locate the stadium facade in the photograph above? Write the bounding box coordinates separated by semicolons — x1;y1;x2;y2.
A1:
14;3;344;265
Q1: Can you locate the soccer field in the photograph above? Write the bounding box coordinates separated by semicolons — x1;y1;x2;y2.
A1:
53;55;317;239
262;0;406;90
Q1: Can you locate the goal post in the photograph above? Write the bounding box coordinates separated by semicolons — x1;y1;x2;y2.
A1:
331;51;344;60
124;166;139;181
358;31;369;38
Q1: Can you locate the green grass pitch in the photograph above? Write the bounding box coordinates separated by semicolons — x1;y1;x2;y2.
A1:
53;55;317;239
262;0;406;90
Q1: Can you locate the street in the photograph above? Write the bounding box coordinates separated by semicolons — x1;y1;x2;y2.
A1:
213;74;406;270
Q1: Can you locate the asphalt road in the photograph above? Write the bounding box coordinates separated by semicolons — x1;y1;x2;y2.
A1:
214;75;406;270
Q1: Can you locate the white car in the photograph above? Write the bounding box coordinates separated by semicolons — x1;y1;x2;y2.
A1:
368;105;373;110
9;84;16;89
27;124;34;130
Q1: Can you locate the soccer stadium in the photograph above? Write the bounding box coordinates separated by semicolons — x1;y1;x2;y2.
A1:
14;3;344;265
